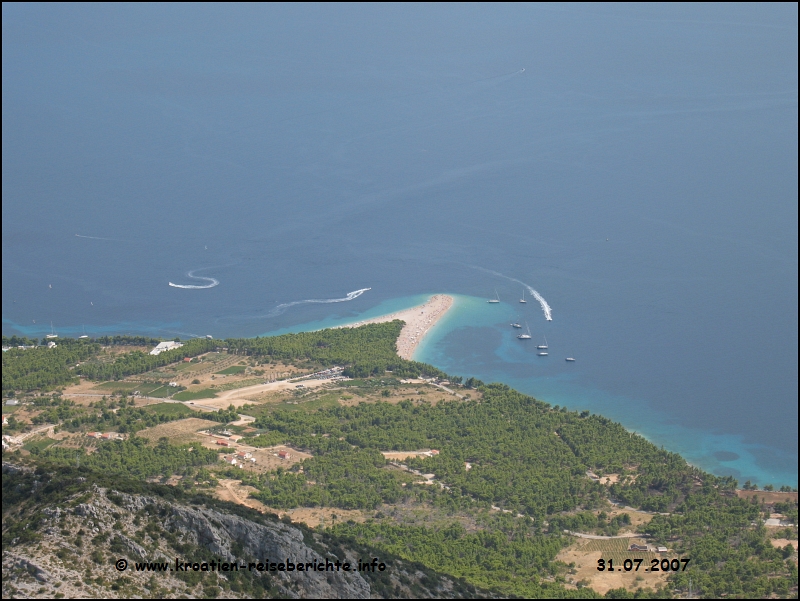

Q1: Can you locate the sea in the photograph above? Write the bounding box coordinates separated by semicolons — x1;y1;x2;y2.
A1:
2;4;797;487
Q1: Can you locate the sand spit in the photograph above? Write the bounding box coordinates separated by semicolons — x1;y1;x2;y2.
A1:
342;294;454;360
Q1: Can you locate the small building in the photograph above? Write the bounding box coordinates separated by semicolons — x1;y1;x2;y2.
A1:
215;440;229;446
168;382;179;387
2;416;8;426
629;544;649;552
86;432;102;438
5;399;19;406
183;357;192;362
429;449;440;456
47;341;57;348
149;341;184;356
278;450;291;460
657;546;668;554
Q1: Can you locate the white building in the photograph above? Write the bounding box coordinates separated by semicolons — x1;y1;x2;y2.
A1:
149;341;184;355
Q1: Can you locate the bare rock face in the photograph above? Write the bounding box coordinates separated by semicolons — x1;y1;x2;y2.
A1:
3;471;484;599
167;505;370;599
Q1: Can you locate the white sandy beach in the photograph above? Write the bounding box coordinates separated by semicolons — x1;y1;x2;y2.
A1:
342;294;454;360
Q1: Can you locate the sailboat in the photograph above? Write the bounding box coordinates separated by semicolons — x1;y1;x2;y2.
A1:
519;288;527;303
537;335;548;350
79;325;89;339
510;318;522;329
487;289;500;303
46;322;58;339
517;322;532;340
565;357;576;362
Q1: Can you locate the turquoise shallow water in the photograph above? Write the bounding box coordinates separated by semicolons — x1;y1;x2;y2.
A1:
413;294;797;489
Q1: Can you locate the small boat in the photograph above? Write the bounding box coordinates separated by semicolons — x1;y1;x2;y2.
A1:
537;335;548;350
519;289;527;303
517;322;532;340
565;357;576;362
538;352;548;356
487;289;500;303
45;322;58;339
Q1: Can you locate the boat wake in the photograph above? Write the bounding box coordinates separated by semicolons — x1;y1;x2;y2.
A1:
76;234;120;242
525;287;552;321
472;267;552;321
267;288;371;317
168;270;219;289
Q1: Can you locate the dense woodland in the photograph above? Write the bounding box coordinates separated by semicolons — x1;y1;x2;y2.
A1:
2;339;100;394
2;324;444;394
244;385;694;516
40;437;219;479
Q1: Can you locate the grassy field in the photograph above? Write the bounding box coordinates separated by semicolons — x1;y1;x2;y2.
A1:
216;365;247;375
143;403;197;418
94;381;139;392
173;388;218;401
23;437;55;453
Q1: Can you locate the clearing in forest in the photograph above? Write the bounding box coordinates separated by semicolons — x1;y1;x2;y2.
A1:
556;537;668;595
137;417;221;444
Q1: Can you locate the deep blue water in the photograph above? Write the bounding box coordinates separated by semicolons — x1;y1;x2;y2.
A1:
3;4;797;486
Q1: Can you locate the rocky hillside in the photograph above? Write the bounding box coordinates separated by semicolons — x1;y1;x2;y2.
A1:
2;463;491;599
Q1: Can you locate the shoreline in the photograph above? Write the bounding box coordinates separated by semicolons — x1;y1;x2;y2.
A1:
342;294;454;360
